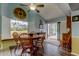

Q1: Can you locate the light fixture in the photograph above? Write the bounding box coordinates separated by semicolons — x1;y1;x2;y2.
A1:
39;20;43;29
29;4;36;10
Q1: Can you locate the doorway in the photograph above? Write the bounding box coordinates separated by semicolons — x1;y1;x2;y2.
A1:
46;22;60;46
47;23;58;40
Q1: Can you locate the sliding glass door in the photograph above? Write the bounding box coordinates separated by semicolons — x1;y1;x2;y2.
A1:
47;23;57;40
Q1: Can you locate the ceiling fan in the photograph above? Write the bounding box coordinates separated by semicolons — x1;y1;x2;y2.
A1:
19;3;44;13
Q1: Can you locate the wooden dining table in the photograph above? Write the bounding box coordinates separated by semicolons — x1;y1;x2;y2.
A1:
9;32;45;55
30;35;45;55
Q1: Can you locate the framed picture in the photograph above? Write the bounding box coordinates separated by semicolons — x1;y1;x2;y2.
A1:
72;15;79;22
14;8;27;20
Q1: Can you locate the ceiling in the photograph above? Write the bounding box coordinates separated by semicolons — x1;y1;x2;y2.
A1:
23;3;79;21
69;3;79;11
36;3;71;21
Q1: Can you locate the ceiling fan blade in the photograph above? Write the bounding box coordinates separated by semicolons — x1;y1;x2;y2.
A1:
36;4;44;7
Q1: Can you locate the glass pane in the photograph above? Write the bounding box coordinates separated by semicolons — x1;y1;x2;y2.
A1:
48;23;57;39
10;19;28;38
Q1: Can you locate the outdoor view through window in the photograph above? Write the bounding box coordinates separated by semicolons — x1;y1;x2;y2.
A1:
11;20;28;38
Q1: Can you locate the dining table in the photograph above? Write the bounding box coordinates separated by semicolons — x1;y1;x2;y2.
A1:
8;32;46;56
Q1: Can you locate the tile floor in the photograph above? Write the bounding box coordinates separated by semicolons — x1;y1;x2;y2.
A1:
0;40;72;56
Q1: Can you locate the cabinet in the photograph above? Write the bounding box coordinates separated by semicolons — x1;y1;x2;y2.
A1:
62;33;71;51
61;16;71;52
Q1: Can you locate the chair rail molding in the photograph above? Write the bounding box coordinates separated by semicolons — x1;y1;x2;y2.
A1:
71;52;79;56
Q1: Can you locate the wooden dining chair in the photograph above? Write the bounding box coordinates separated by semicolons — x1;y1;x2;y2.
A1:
61;33;71;51
12;32;22;56
19;33;33;56
12;32;20;47
36;33;45;55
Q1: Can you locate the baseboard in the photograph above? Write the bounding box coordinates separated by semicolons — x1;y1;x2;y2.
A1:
71;52;79;56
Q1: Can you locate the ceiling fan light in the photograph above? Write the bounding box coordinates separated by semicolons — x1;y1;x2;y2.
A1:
30;5;36;10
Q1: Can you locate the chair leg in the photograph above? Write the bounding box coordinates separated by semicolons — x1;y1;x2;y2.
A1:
21;48;33;56
21;48;25;56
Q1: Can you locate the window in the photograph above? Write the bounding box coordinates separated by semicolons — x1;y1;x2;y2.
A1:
11;19;28;38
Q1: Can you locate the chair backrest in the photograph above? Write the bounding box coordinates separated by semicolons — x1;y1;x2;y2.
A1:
39;33;45;40
29;33;34;37
63;33;70;43
19;33;32;47
12;32;19;38
12;32;20;42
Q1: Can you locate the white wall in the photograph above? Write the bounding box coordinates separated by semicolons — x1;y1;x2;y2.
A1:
72;22;79;38
71;10;79;38
1;16;11;39
28;11;46;33
0;4;2;36
60;19;67;40
71;10;79;55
